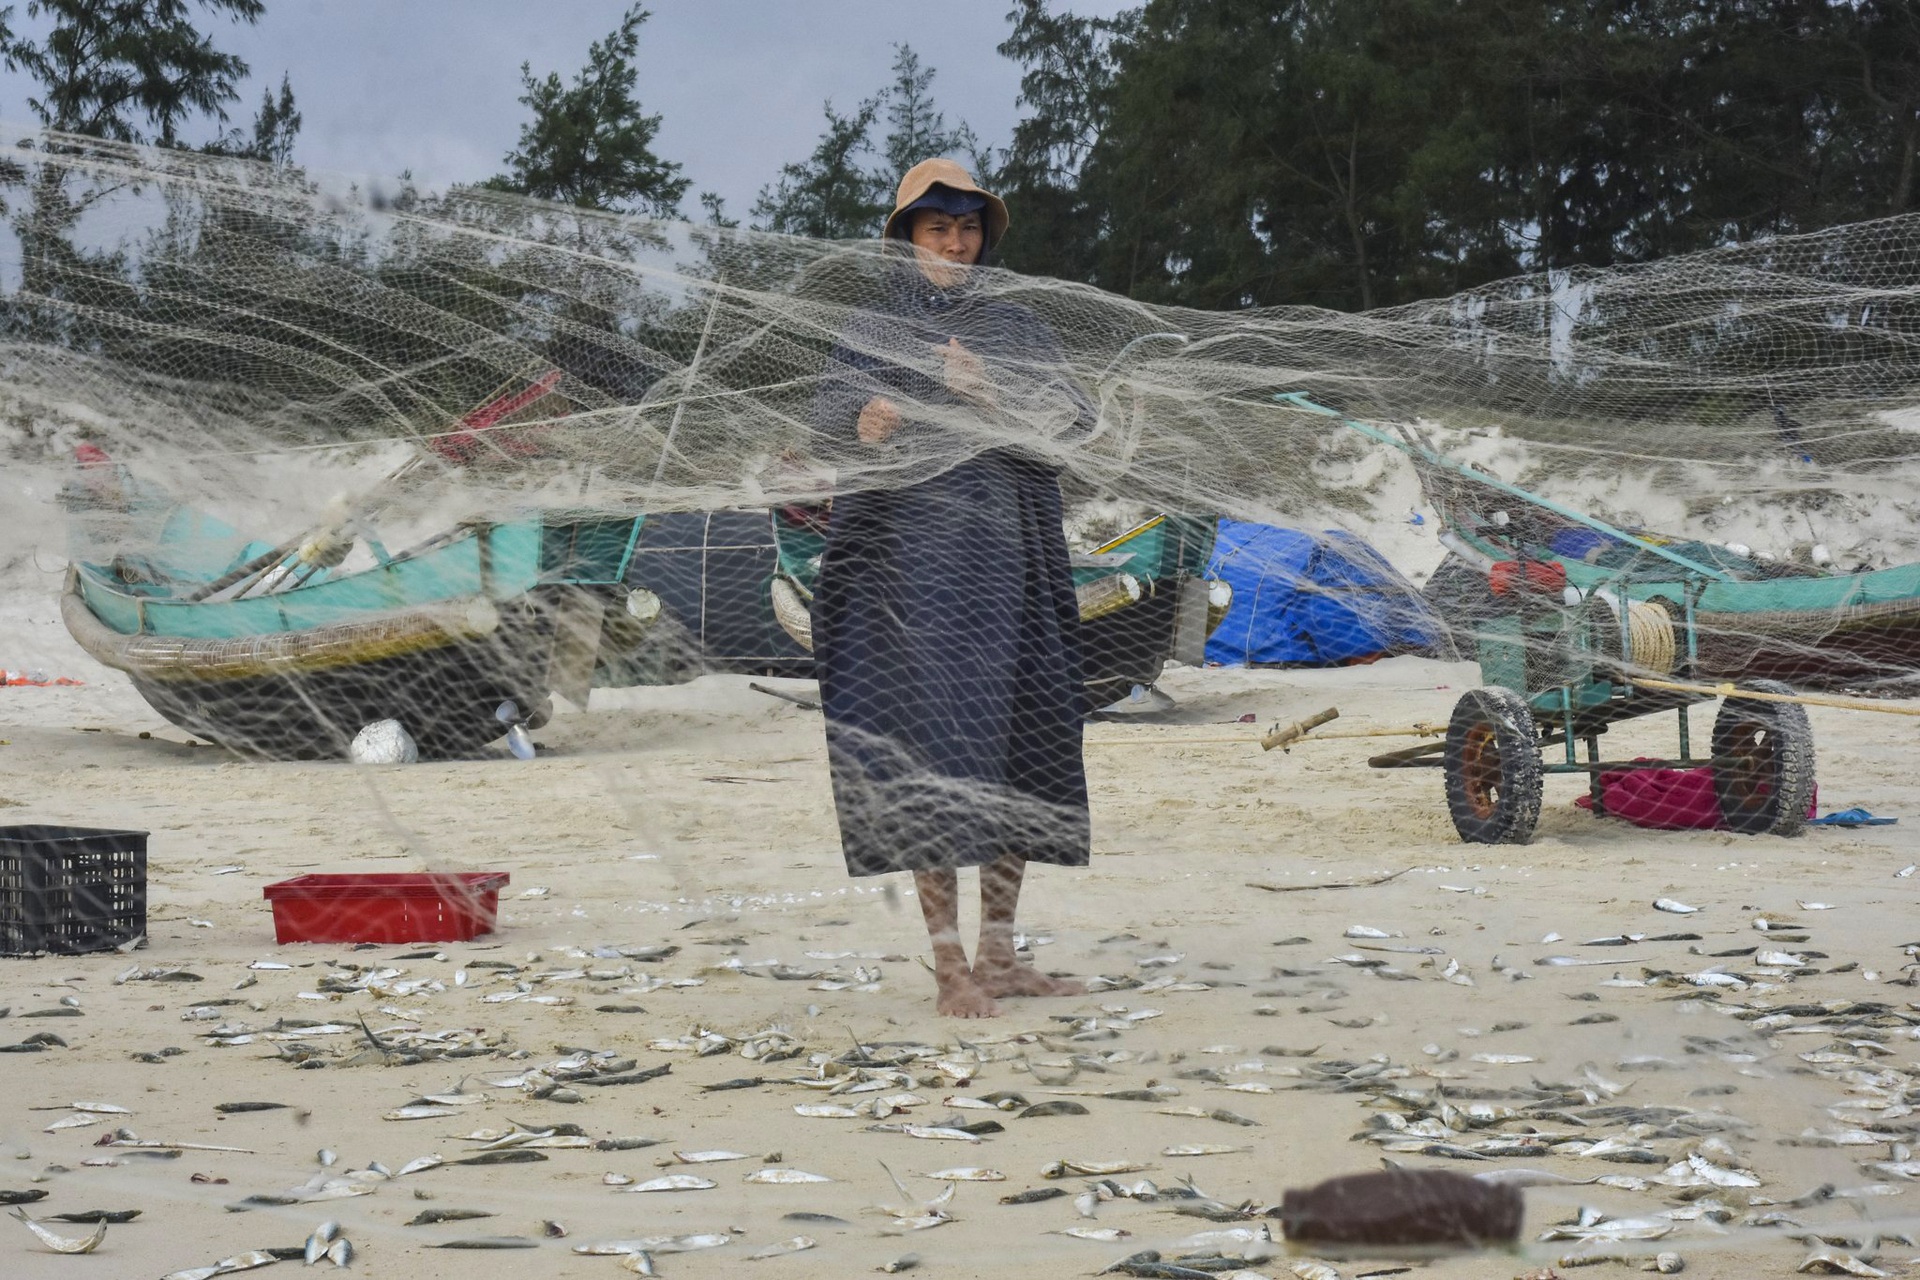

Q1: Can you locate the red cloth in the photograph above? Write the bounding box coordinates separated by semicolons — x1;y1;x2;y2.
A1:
1575;763;1815;830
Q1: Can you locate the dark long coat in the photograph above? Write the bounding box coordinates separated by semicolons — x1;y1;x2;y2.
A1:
810;263;1094;878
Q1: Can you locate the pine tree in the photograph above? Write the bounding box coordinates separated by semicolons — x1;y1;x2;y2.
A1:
750;97;887;239
204;74;301;165
879;44;976;184
488;4;690;217
1;0;265;144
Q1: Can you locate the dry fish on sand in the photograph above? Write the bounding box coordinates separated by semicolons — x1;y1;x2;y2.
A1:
745;1168;833;1184
407;1208;495;1225
672;1149;752;1163
161;1250;279;1279
748;1236;818;1259
1798;1248;1888;1276
923;1167;1006;1181
621;1174;718;1193
1043;1159;1152;1178
1654;1154;1760;1189
1053;1226;1132;1242
1287;1263;1341;1280
575;1233;731;1255
889;1125;980;1142
10;1208;107;1253
435;1237;541;1248
452;1150;547;1166
303;1220;341;1263
1164;1144;1248;1157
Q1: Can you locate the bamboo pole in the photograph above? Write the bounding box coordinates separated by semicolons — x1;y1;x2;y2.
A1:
1631;676;1920;718
1261;706;1340;751
1083;715;1444;749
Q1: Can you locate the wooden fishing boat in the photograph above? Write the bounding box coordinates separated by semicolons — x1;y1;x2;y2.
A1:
766;508;1230;707
1277;393;1920;690
61;504;650;760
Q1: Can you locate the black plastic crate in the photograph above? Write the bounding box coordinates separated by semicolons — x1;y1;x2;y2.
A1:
0;826;148;956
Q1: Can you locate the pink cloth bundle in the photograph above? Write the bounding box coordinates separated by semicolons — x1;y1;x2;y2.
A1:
1574;763;1816;830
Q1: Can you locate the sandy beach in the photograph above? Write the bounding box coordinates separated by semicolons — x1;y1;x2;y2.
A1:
5;519;1920;1280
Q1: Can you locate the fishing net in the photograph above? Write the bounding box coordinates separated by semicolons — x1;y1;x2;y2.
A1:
3;129;1920;1277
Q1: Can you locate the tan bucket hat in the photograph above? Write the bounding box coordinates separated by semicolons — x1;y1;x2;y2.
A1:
883;157;1010;247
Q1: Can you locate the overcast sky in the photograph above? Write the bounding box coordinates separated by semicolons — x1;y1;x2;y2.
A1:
0;1;1132;220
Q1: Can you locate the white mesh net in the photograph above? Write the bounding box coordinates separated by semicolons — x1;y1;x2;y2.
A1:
3;130;1920;1278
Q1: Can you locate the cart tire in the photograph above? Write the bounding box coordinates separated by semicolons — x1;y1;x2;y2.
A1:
1443;686;1544;844
1712;679;1815;836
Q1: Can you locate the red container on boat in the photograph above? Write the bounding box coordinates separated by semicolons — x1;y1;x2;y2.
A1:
1488;558;1567;598
262;872;510;944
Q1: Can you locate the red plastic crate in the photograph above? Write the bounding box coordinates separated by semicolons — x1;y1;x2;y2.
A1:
262;872;510;944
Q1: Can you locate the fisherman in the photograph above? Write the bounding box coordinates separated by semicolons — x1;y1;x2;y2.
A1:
809;158;1094;1018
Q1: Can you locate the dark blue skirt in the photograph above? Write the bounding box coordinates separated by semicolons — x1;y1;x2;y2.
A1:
812;449;1091;876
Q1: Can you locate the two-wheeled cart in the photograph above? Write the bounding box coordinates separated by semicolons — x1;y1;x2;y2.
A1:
1270;394;1816;845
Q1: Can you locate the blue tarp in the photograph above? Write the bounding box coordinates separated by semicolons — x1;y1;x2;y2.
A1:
1204;520;1442;666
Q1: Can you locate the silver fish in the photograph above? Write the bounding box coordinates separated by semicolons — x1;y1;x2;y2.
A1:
395;1155;442;1176
1472;1169;1604;1188
43;1113;104;1132
747;1236;817;1259
672;1149;751;1163
574;1233;731;1255
1654;898;1700;914
1655;1154;1761;1188
1163;1144;1246;1156
1539;1216;1673;1242
900;1125;978;1142
878;1255;920;1274
325;1237;353;1267
794;1104;862;1118
744;1168;832;1184
1042;1159;1150;1178
162;1251;280;1280
622;1174;716;1192
1053;1226;1130;1241
10;1209;107;1253
383;1105;457;1121
922;1167;1004;1181
1797;1248;1887;1277
303;1219;341;1264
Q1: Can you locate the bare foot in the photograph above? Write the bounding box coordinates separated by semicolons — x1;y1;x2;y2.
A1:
933;966;1001;1018
973;950;1086;999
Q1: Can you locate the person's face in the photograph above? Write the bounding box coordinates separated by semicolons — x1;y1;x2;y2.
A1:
908;209;985;288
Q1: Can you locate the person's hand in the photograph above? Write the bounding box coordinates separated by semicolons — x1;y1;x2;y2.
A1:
857;396;902;444
942;337;995;406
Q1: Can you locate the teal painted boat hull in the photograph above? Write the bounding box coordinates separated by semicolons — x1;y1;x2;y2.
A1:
64;512;645;759
1446;517;1920;688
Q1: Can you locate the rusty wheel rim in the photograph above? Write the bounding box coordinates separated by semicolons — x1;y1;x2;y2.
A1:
1720;717;1775;816
1460;721;1501;820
